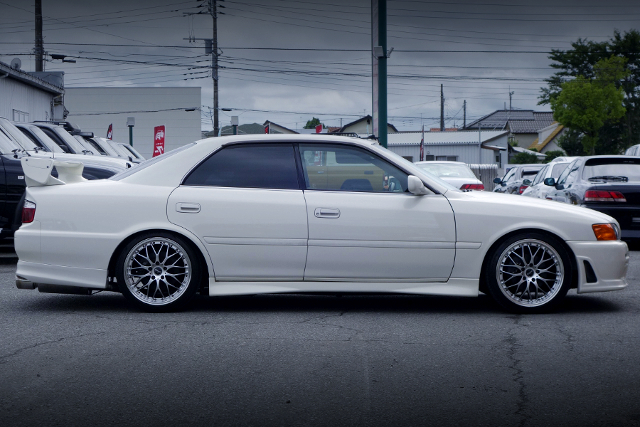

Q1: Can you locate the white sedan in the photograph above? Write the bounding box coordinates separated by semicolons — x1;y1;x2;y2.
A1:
15;135;629;313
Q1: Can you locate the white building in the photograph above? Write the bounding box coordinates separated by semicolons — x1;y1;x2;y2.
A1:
64;87;201;159
387;130;509;171
0;60;65;123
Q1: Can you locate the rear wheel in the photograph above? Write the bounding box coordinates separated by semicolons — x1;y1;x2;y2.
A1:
116;233;201;312
484;233;573;313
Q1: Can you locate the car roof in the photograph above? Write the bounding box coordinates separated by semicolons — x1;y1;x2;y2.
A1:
415;161;466;165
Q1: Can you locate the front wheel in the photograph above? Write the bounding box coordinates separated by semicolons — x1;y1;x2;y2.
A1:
484;233;573;313
116;233;201;312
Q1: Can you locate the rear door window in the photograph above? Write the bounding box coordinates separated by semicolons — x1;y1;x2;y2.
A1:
183;144;300;190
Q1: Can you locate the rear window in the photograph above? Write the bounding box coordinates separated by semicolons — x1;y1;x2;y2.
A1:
583;158;640;182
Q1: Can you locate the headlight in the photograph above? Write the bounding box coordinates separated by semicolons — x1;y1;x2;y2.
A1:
592;223;619;241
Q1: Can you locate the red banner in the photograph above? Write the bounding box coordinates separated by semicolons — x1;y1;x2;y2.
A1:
106;124;113;140
153;125;165;157
315;124;322;134
264;124;270;134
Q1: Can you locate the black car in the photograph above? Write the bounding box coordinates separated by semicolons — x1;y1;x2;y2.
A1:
0;120;122;239
493;163;544;194
545;156;640;240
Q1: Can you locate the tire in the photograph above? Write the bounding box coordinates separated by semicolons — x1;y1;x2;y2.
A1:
116;232;201;312
484;232;573;313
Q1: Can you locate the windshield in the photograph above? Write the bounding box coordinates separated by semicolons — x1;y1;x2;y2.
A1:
0;118;41;151
24;125;65;153
109;141;135;159
583;158;640;182
120;144;143;160
551;163;569;179
416;162;477;179
0;126;20;154
110;143;195;181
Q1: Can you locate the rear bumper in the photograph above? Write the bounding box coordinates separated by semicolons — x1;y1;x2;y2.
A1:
566;240;629;294
15;260;108;290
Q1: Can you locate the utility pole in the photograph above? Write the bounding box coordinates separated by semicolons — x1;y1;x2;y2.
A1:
440;84;445;131
35;0;44;72
211;0;219;137
372;0;388;148
509;86;514;110
184;0;222;136
463;100;466;129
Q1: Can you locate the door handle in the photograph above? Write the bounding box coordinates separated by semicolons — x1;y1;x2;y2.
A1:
314;208;340;219
176;202;201;213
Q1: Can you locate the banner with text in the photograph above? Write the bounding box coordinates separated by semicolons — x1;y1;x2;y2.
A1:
153;125;165;157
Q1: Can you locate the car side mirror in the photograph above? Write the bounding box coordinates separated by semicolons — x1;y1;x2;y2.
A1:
493;177;502;184
408;175;429;196
523;179;531;186
543;177;555;186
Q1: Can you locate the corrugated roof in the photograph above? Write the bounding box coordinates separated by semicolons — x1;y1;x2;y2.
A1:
465;110;554;134
389;130;507;146
0;61;64;95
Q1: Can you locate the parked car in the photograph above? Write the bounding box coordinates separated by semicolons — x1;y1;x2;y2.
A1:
545;155;640;240
105;139;145;164
15;123;133;171
521;161;572;199
15;135;628;313
0;118;125;239
493;164;544;194
414;161;484;190
625;144;640;156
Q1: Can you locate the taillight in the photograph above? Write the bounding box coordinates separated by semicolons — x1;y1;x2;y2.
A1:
22;200;36;223
518;185;528;194
460;183;485;191
584;190;626;202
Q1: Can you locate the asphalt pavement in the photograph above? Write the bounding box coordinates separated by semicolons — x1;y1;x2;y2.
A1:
1;251;640;427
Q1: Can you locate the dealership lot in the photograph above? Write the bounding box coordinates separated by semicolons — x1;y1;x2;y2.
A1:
1;251;640;427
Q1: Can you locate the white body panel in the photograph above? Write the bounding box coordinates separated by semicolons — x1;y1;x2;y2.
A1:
167;186;308;281
14;134;629;300
303;190;455;281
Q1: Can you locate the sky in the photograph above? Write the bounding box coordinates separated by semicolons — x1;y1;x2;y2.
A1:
1;0;639;132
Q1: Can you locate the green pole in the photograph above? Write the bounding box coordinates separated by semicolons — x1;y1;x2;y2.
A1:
128;125;133;146
378;0;387;148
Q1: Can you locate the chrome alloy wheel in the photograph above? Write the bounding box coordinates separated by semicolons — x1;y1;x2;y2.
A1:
495;239;564;307
124;237;192;306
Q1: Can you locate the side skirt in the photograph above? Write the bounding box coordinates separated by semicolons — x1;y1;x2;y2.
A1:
208;278;479;297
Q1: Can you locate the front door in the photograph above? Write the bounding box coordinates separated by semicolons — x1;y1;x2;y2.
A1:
298;143;456;282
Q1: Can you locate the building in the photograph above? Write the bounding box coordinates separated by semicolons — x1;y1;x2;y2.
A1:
464;110;555;149
64;87;201;159
528;122;565;154
0;60;65;123
331;115;398;136
386;130;509;170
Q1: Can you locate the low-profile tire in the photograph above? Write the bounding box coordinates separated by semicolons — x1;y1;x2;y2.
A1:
484;232;573;313
116;232;201;312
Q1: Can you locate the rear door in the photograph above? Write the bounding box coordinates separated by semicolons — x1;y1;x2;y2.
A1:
167;143;308;281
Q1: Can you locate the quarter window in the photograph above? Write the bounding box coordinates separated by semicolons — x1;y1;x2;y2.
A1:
183;144;300;189
298;144;409;193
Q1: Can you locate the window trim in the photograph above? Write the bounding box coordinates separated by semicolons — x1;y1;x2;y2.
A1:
180;140;440;194
181;142;303;190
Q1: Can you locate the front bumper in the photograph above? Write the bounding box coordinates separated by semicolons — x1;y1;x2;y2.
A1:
566;240;629;294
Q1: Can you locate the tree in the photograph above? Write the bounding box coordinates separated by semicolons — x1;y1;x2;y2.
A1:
557;129;586;156
510;152;539;164
304;117;323;129
550;56;628;155
540;30;640;154
543;150;566;163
